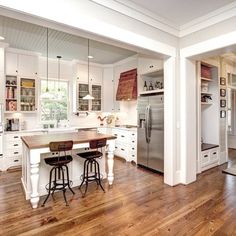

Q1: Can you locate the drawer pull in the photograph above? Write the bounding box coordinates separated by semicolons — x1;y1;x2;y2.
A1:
213;152;217;155
204;155;208;158
14;159;19;162
121;148;125;151
149;65;154;68
0;154;2;156
14;152;19;154
132;141;135;143
121;135;125;138
114;134;117;136
132;155;135;157
132;134;135;136
115;147;117;149
14;144;19;146
14;136;19;138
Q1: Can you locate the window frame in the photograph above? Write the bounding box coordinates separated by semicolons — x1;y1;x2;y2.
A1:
39;77;70;124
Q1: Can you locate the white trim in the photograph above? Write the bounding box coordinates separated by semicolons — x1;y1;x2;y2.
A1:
90;0;179;36
180;31;236;58
180;2;236;37
90;0;236;38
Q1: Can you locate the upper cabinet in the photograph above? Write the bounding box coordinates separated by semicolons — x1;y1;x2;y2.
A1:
5;52;18;75
5;51;38;113
138;57;163;75
6;52;38;77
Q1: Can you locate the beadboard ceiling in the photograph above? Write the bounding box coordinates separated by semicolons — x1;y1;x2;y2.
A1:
0;15;136;64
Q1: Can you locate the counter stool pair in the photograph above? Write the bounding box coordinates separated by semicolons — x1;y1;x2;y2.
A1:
41;138;107;206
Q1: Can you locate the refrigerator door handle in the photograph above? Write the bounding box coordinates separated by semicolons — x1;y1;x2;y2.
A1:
148;105;152;139
145;106;149;143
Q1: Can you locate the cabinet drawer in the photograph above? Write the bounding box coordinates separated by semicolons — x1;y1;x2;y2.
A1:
201;152;210;166
5;148;22;158
210;149;219;163
6;156;22;169
5;134;21;142
6;140;22;149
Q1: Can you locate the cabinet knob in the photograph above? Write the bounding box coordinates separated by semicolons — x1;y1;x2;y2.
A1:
16;70;18;73
149;65;154;68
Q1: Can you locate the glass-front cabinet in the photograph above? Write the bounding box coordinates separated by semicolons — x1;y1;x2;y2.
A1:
20;78;36;112
77;83;89;111
77;82;102;111
5;75;37;113
91;85;101;111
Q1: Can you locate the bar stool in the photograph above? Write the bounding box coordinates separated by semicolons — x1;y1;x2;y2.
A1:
42;140;75;207
77;138;107;197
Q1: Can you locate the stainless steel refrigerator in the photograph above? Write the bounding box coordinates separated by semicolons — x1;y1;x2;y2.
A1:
137;93;164;173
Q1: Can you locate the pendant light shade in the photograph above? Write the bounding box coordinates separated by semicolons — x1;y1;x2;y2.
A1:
83;39;94;100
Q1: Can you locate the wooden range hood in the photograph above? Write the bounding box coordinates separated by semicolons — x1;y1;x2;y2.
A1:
116;68;137;101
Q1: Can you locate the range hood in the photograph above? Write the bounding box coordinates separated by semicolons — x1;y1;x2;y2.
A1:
116;68;137;101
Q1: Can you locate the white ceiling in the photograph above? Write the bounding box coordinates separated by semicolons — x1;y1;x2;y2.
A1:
0;15;136;64
129;0;236;26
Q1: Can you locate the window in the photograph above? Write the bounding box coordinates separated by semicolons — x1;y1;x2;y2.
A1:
40;79;68;122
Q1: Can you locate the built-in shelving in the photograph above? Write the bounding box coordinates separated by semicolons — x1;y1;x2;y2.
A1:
139;89;164;95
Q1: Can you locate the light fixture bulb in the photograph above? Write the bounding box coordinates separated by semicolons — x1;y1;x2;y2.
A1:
0;36;5;40
88;55;93;59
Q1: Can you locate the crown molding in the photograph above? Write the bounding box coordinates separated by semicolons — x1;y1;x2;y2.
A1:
89;0;179;37
179;1;236;37
90;0;236;38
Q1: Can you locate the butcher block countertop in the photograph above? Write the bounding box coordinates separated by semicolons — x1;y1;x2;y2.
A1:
21;130;116;149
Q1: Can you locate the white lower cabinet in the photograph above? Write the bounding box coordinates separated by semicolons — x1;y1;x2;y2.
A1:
111;128;137;163
201;147;219;171
3;131;45;170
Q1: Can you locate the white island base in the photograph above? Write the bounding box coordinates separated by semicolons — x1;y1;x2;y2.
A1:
21;139;115;208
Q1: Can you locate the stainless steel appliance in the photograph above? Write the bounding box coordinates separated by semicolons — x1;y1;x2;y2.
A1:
137;93;164;173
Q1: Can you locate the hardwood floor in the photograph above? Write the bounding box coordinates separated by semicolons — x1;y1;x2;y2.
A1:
1;154;236;235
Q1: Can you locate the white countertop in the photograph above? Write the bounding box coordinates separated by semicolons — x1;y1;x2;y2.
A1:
4;125;137;134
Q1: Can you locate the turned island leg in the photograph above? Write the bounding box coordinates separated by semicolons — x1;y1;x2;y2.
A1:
30;149;41;208
107;140;115;185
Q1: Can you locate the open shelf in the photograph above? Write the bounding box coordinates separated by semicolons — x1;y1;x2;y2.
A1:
139;89;164;95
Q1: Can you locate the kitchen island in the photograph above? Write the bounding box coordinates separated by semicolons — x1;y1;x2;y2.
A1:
21;130;116;208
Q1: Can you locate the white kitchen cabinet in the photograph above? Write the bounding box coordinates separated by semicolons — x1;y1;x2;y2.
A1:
103;67;114;112
201;147;219;171
18;54;38;77
112;128;137;162
3;131;45;170
5;52;18;75
90;66;103;84
138;56;163;75
6;52;38;77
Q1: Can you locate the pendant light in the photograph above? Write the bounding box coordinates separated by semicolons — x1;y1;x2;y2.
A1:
41;28;54;99
57;55;62;91
83;39;94;100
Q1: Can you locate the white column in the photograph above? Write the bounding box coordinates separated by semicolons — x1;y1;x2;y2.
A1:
29;149;41;208
106;139;115;185
164;56;180;186
179;57;197;184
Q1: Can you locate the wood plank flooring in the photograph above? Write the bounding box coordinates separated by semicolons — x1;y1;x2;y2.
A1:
1;152;236;235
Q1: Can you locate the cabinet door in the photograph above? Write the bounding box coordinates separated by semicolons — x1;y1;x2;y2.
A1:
20;78;37;112
90;66;103;84
76;64;88;83
6;52;18;75
103;68;114;112
18;54;37;77
138;57;163;75
77;83;89;111
91;84;102;111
